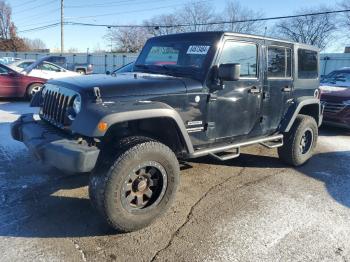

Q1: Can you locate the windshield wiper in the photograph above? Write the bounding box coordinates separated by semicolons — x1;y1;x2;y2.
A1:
159;65;198;77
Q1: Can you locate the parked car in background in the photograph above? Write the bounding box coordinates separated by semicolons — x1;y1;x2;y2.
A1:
109;62;134;76
8;59;35;72
44;56;93;75
22;57;80;80
0;63;46;99
320;69;350;128
0;57;21;65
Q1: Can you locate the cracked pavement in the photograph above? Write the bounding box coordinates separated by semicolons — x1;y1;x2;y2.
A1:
1;101;350;262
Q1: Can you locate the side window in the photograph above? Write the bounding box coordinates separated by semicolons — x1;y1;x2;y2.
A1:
298;49;318;79
0;66;9;75
42;62;60;71
267;46;292;78
19;62;31;69
219;41;258;78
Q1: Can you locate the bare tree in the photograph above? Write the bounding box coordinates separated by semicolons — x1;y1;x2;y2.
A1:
143;14;185;36
67;47;79;53
339;1;350;31
0;1;16;39
220;0;265;34
275;6;337;49
0;1;29;51
105;27;150;53
23;38;47;50
176;1;220;32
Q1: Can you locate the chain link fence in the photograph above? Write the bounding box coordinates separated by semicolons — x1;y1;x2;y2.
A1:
0;52;139;74
1;51;350;76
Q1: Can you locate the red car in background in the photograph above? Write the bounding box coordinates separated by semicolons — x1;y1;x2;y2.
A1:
320;69;350;129
0;63;46;99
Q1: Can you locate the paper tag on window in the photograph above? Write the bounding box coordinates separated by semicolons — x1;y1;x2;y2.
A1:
187;45;210;55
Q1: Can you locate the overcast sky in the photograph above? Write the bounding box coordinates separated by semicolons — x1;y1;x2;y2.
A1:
9;0;346;52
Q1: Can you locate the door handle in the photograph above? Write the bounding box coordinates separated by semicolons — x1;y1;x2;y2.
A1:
249;86;260;94
282;86;292;92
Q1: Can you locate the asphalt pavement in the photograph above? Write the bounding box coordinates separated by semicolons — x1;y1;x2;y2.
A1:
0;100;349;262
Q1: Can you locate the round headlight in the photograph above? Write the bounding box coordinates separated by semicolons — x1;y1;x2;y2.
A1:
73;95;82;114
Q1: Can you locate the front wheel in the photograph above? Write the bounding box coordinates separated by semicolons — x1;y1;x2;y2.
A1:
278;115;318;166
89;137;180;232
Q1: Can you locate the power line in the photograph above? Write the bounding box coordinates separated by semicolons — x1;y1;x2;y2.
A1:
67;8;350;28
12;0;58;15
65;1;208;20
18;23;61;34
18;8;350;34
14;8;60;24
65;0;146;8
10;0;39;9
66;0;173;9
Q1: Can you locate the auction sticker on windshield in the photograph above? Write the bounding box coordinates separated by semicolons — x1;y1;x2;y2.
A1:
187;45;210;55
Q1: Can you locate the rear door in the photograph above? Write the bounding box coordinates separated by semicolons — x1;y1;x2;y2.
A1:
262;43;293;133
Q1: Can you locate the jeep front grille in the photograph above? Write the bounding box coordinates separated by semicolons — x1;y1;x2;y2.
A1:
323;102;347;113
41;90;74;128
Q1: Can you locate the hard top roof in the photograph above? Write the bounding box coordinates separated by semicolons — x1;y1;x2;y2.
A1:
152;31;319;51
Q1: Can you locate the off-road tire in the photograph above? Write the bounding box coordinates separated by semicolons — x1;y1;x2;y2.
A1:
26;83;43;100
278;115;318;166
89;136;180;232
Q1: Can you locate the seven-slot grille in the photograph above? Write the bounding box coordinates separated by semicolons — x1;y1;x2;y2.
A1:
41;89;74;127
323;102;347;114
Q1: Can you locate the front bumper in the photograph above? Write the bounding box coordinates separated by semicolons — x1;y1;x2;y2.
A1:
11;114;100;173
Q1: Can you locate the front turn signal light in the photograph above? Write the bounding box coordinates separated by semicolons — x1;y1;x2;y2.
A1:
98;121;108;132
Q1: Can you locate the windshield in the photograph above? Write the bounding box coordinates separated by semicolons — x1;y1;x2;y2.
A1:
321;71;350;88
135;40;215;79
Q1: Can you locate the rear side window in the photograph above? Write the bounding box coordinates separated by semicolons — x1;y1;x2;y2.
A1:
267;46;292;78
298;49;318;79
219;41;258;78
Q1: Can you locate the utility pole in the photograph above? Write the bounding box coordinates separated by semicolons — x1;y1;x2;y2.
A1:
61;0;64;53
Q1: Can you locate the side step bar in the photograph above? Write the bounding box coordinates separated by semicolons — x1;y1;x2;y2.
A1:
190;134;283;161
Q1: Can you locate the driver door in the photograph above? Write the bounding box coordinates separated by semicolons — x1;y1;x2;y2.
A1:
207;39;263;141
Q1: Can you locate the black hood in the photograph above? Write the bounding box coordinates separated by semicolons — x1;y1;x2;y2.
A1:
48;72;202;98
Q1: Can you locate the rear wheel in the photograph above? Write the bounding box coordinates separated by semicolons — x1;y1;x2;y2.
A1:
278;115;318;166
89;136;180;232
26;83;43;100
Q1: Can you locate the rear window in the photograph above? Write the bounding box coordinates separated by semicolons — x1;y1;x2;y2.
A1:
267;46;292;78
298;49;318;79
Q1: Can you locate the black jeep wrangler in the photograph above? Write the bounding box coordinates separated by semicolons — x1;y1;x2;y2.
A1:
12;32;323;232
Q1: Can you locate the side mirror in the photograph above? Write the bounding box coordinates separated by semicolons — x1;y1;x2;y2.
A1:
106;71;111;75
218;63;240;81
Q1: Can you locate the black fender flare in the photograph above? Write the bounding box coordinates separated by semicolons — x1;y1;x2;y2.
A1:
71;101;195;154
279;97;323;132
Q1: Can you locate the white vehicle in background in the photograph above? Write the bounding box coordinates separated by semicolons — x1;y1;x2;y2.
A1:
0;57;21;65
8;59;35;72
22;57;80;80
